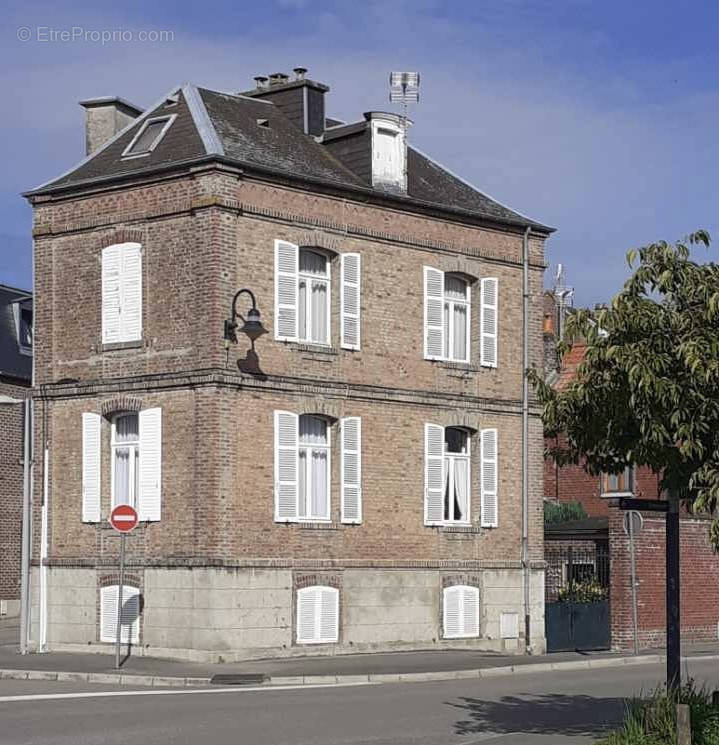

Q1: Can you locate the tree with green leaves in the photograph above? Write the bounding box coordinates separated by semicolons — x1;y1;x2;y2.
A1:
529;230;719;548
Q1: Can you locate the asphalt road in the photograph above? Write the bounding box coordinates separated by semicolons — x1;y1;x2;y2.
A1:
1;658;717;745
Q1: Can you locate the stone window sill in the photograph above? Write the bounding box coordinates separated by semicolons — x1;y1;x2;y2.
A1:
435;524;483;534
286;342;338;356
101;339;144;352
275;520;344;531
433;360;480;373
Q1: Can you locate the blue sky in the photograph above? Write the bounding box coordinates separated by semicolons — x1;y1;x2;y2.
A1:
2;0;717;305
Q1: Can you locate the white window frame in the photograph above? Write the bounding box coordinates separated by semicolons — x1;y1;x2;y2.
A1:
110;413;140;510
121;115;176;159
297;415;331;522
443;427;471;525
297;248;331;346
443;275;471;364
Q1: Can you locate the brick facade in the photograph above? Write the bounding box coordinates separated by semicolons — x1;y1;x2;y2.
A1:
609;509;719;650
28;126;548;659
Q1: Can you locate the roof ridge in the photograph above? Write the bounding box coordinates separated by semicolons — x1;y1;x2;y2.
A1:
0;283;32;295
183;85;224;156
197;86;274;106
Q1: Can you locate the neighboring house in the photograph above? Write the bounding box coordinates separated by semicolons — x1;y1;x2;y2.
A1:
24;69;553;661
542;289;719;652
0;284;32;618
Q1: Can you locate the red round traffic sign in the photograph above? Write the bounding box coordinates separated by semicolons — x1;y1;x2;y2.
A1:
110;504;139;533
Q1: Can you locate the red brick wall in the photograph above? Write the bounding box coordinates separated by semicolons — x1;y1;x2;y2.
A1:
0;379;30;605
609;507;719;650
544;434;662;517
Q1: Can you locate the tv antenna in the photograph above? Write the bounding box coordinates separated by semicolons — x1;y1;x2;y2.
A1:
389;71;420;122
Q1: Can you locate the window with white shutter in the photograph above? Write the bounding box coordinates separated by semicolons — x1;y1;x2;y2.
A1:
298;249;330;345
480;277;498;367
102;243;142;344
424;423;445;525
274;410;299;521
138;408;162;521
340;253;361;350
443;585;480;639
296;586;339;644
340;417;361;523
424;268;471;362
480;428;498;528
111;413;139;511
82;412;102;523
274;240;299;341
100;585;140;644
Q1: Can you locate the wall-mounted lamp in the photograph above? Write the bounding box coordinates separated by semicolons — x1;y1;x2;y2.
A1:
223;288;267;348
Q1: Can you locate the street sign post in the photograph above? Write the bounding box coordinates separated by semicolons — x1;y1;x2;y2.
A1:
109;505;138;669
623;511;643;655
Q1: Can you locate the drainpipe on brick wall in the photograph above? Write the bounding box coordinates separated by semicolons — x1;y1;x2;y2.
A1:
522;225;532;654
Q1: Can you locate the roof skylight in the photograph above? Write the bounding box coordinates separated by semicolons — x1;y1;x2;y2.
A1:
121;115;176;158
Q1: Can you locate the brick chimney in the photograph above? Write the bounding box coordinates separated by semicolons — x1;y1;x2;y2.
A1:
79;97;143;155
244;68;328;137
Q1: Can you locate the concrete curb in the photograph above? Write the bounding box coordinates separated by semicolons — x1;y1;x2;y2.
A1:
2;652;718;689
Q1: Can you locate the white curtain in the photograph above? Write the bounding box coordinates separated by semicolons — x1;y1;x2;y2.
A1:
453;304;467;360
298;280;307;340
454;458;468;522
114;449;130;505
311;281;327;343
299;416;327;444
311;450;328;517
113;414;138;506
115;414;138;442
298;450;307;517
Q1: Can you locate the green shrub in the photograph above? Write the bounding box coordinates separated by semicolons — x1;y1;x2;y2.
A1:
558;577;608;603
544;500;588;525
600;680;719;745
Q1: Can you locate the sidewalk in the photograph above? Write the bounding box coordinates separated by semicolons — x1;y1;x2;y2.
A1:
2;618;718;688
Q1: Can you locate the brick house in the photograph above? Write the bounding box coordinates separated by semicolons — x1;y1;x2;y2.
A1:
0;284;32;618
24;70;552;661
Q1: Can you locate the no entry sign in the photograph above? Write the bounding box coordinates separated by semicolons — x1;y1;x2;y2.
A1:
110;504;139;533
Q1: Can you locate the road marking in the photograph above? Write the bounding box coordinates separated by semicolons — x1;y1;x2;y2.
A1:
0;681;377;703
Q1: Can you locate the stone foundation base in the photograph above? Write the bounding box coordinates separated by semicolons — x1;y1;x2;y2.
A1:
30;565;546;663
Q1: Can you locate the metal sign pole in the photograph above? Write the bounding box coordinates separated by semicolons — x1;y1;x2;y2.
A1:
629;515;639;655
114;533;126;669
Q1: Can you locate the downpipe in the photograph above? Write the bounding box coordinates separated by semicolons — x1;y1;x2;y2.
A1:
521;225;532;654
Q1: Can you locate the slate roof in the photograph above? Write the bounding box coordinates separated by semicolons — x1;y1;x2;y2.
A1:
0;284;32;383
29;84;553;233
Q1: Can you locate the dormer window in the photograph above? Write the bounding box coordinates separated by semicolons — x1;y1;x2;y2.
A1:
367;112;409;193
121;115;175;158
12;300;32;355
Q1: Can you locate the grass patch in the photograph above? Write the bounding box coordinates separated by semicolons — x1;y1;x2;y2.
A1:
600;680;719;744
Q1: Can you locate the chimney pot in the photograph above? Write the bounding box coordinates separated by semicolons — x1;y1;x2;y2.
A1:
293;67;307;80
254;76;268;89
269;72;289;87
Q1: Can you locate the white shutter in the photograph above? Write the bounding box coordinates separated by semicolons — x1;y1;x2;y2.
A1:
318;586;339;643
424;423;445;525
443;586;461;638
480;277;498;367
424;267;445;359
82;413;102;523
297;586;338;644
462;586;480;637
138;408;162;521
341;417;362;523
480;428;498;528
443;585;479;638
100;585;140;644
101;245;122;344
120;243;142;342
340;253;361;350
275;240;298;341
274;411;298;521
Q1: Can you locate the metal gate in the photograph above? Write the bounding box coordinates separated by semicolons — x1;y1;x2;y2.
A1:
545;544;610;652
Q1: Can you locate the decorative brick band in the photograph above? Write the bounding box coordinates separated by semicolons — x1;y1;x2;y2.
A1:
294;572;342;591
441;573;481;590
98;572;142;588
101;395;143;417
98;228;145;248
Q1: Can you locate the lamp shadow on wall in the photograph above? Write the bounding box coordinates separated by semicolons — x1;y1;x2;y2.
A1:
237;345;267;380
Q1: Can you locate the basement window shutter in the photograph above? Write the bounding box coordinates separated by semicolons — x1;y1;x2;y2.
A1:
120;243;142;342
443;585;479;639
274;410;299;521
297;586;339;644
340;253;361;350
275;240;299;341
424;267;445;359
82;412;102;523
138;407;162;521
480;428;498;528
424;423;445;525
100;585;140;644
480;277;499;367
340;417;362;523
101;245;122;344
